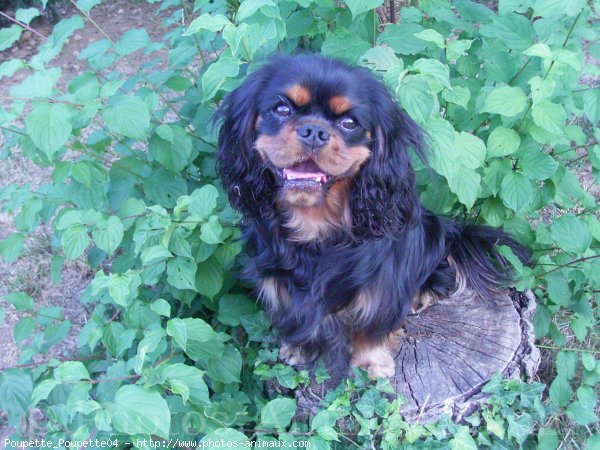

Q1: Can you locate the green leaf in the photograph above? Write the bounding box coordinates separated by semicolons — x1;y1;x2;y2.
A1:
455;132;486;169
200;216;223;244
448;168;480;210
492;12;535;51
102;96;150;140
114;28;151;56
378;23;427;55
442;85;470;109
345;0;383;18
143;169;187;209
185;13;231;34
15;7;40;25
532;100;565;135
556;351;578;380
549;375;572;408
260;398;296;429
550;215;592;253
236;0;276;21
450;426;477;450
161;364;209;404
487;127;520;158
0;233;24;264
414;29;445;48
537;428;559;450
150;299;171;317
520;152;558;181
500;172;533;213
4;292;35;311
54;361;89;382
167;257;197;290
149;125;193;175
0;59;25;81
0;25;22;52
529;76;555;104
61;224;90;260
195;258;223;298
108;385;171;439
31;379;59;406
201;57;240;102
207;345;242;383
0;370;32;417
189;185;219;219
397;75;434;125
482;86;528;117
356;389;387;418
76;0;101;13
565;386;597;425
141;245;173;266
411;58;451;91
25;103;72;159
92;216;124;255
321;29;371;64
166;318;187;352
13;317;34;344
218;294;258;326
107;272;141;307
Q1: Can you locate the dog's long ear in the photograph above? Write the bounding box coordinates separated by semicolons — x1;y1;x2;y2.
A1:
216;68;276;219
349;84;424;238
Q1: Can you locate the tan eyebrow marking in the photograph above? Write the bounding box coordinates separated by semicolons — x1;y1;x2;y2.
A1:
329;95;353;115
286;85;311;106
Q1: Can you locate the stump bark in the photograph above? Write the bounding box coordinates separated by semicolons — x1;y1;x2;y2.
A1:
292;289;540;423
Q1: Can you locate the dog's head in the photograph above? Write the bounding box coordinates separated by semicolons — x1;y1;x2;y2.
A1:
217;54;423;239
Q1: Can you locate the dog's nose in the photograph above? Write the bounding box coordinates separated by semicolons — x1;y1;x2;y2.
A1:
296;124;330;149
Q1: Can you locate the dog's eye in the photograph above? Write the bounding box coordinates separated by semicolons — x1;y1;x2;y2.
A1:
274;104;292;117
340;117;357;131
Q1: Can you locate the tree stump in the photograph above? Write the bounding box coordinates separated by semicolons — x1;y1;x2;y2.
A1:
292;289;540;423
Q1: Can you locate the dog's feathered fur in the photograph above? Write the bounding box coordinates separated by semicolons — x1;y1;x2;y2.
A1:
217;54;529;379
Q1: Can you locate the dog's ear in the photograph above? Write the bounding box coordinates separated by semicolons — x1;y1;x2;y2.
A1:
216;68;276;219
349;84;424;238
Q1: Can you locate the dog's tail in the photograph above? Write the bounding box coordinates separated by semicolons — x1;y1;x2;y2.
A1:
444;221;531;297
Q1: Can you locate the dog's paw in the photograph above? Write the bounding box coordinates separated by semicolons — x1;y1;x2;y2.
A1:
351;347;396;378
365;354;396;378
279;345;306;366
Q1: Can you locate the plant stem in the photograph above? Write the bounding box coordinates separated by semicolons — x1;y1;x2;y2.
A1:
0;96;84;107
538;254;600;277
0;10;48;40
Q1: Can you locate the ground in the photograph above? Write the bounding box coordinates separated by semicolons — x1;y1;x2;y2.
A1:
0;0;169;371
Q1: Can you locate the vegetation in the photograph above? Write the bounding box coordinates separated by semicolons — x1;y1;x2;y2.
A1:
0;0;598;448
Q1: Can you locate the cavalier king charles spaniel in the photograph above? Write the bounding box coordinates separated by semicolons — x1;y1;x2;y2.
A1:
217;54;528;380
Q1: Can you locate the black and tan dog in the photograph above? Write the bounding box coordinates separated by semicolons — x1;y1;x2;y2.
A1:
216;54;528;379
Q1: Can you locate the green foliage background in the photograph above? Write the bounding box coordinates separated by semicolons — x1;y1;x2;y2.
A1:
0;0;599;448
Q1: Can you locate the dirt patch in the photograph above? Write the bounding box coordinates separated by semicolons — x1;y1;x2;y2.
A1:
0;0;172;372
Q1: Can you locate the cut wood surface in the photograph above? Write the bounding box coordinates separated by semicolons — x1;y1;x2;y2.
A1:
292;289;540;423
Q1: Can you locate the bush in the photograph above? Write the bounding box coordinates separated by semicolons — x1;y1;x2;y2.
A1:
0;0;599;448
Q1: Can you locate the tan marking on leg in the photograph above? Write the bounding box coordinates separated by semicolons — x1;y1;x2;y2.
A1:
350;333;399;378
279;344;306;366
411;290;438;314
259;276;290;311
286;85;311;106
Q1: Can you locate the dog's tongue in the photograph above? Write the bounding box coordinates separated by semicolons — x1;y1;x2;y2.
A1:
283;160;328;183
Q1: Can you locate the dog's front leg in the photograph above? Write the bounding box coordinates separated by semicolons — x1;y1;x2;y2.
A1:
350;332;399;378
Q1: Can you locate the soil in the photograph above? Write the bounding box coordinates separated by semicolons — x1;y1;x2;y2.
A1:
0;0;169;385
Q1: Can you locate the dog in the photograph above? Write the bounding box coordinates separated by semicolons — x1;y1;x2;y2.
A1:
216;54;529;380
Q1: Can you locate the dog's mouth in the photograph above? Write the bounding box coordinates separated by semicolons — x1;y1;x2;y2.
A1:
282;159;329;185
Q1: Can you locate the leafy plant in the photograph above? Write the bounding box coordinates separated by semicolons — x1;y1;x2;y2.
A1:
0;0;599;448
